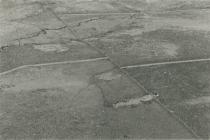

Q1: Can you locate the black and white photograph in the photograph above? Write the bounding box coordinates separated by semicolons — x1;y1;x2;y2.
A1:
0;0;210;139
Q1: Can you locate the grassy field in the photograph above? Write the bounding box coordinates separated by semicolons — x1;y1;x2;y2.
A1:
126;61;210;138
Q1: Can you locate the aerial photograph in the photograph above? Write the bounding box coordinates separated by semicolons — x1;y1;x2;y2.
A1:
1;0;210;139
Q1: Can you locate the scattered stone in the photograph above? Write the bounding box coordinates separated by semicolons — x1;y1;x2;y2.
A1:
0;45;9;52
96;71;121;81
113;94;159;108
33;44;69;52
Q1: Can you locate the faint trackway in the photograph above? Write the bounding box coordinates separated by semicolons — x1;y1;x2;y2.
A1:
121;58;210;69
13;25;68;42
46;7;79;39
0;57;108;76
59;12;143;16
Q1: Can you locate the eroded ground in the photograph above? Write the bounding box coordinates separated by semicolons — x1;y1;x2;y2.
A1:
1;0;210;139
